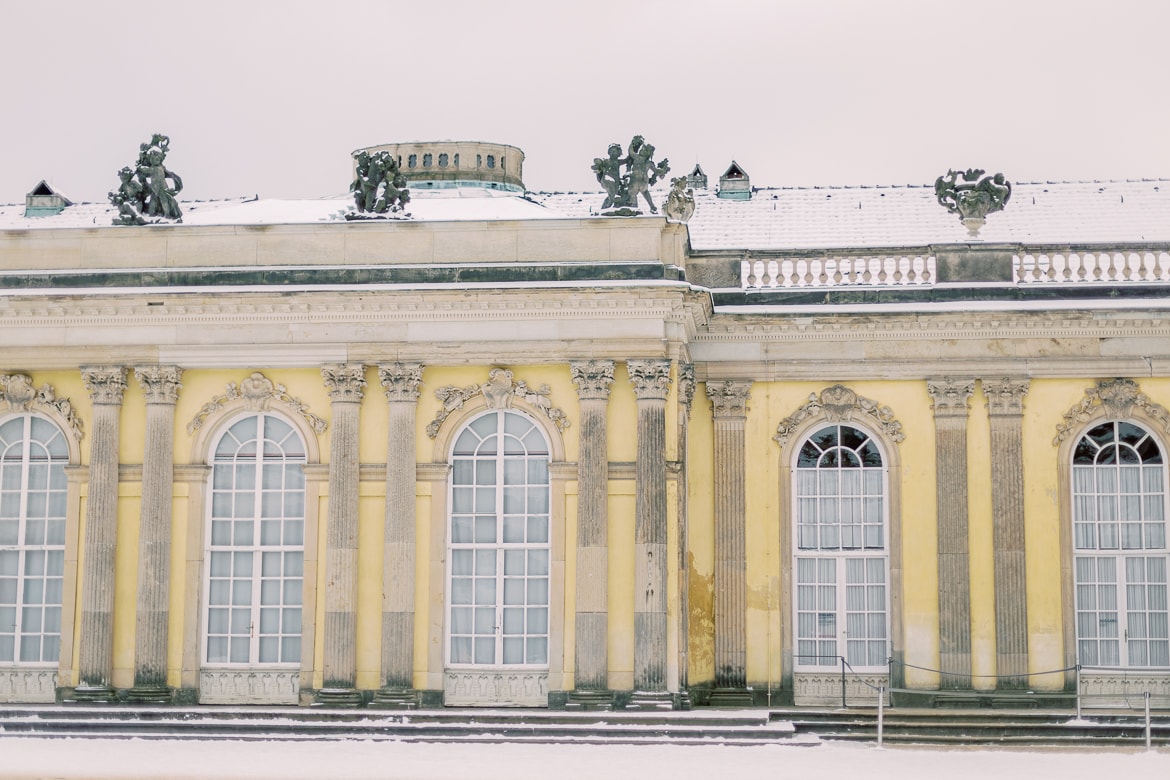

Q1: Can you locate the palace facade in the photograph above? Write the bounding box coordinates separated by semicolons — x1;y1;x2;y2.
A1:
0;143;1169;708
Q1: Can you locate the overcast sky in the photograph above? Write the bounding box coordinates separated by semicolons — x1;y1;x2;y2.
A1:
2;1;1167;204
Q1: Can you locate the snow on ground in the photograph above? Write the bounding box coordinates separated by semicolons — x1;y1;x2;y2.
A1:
0;738;1167;780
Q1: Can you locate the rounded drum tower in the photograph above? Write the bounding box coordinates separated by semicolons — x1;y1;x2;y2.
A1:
355;141;525;192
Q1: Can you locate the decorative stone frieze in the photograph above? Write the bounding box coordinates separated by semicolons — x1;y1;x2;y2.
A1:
0;373;83;439
927;379;974;417
198;670;298;705
443;669;548;707
982;378;1029;416
0;669;57;703
775;384;905;445
379;362;423;402
569;360;615;401
322;363;367;402
627;359;672;401
1053;378;1170;444
187;372;327;435
427;368;569;439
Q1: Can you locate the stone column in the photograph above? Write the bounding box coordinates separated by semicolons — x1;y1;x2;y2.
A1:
372;363;423;709
927;379;974;690
74;366;127;702
706;379;754;707
317;363;366;706
567;360;615;710
626;359;673;709
982;378;1030;688
128;365;182;703
675;365;695;708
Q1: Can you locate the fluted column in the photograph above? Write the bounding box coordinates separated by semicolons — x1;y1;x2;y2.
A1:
568;360;615;709
706;380;754;706
129;365;182;703
317;363;366;705
373;363;423;709
627;359;673;709
982;378;1030;688
675;365;695;707
74;366;127;702
928;379;974;690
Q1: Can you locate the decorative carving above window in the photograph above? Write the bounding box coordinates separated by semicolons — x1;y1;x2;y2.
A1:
1053;378;1170;445
0;373;83;440
775;383;904;446
187;371;327;435
427;368;569;439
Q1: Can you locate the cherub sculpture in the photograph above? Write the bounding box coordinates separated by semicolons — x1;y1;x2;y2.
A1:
592;135;670;214
350;150;410;215
109;134;183;225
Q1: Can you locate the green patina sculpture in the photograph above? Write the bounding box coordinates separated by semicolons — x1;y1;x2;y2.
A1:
592;135;670;215
350;150;410;215
109;134;183;225
934;168;1012;236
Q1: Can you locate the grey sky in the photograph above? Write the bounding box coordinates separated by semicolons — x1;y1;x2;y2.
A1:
2;0;1167;204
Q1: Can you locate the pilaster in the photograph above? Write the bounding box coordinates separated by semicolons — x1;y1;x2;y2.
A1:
128;365;182;703
317;363;366;706
982;378;1030;688
567;360;615;710
927;378;974;690
706;379;754;707
372;363;424;709
626;359;674;709
73;366;127;702
675;364;695;708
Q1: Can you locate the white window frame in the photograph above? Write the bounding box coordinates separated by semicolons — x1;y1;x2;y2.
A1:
201;411;306;670
1072;420;1170;669
445;410;551;671
0;414;67;667
793;423;890;672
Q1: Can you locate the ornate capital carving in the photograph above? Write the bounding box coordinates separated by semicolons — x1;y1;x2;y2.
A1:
706;380;752;419
378;362;423;403
187;372;327;435
0;373;83;440
627;359;672;401
677;363;696;412
81;366;127;406
322;363;367;403
134;365;183;404
775;384;905;446
927;379;974;418
427;368;569;439
1053;378;1170;445
982;378;1029;416
570;360;615;401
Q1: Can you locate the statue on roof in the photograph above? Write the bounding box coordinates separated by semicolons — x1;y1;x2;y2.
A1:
109;134;183;225
934;168;1011;237
663;176;695;223
591;135;670;215
349;150;410;217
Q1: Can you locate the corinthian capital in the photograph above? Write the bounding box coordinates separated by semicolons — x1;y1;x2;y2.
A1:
627;359;672;401
82;366;128;405
134;365;183;405
982;378;1029;416
570;360;615;401
927;378;974;418
706;380;752;419
378;362;424;403
322;363;367;403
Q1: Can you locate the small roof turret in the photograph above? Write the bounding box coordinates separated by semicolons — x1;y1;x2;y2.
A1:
24;180;72;217
717;161;751;200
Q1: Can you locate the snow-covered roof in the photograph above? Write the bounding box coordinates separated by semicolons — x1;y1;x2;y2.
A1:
1;179;1166;251
538;179;1170;250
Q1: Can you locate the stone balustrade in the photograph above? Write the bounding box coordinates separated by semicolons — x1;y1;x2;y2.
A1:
1015;251;1170;284
741;256;935;289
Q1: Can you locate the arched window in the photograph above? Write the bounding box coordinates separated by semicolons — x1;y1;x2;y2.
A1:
408;154;417;169
486;155;496;169
447;410;550;668
794;424;888;670
204;413;305;668
0;415;67;665
438;153;449;168
1073;420;1169;667
423;153;433;168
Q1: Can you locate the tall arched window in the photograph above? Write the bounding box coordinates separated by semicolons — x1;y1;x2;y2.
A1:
1073;420;1169;668
0;415;67;665
204;413;305;668
447;410;550;669
794;424;888;670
